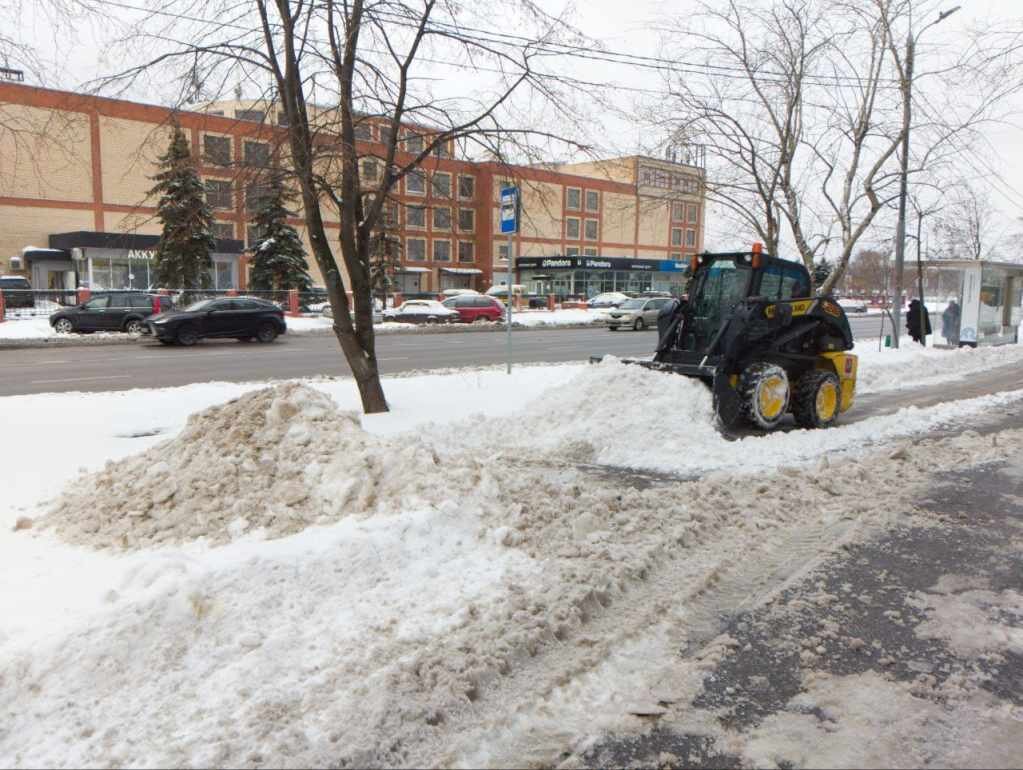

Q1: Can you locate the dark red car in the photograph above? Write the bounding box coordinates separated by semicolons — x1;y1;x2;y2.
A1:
441;294;505;323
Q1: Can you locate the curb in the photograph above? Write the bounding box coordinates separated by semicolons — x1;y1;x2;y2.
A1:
0;320;606;350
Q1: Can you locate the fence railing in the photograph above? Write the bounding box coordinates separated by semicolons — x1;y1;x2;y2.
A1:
0;290;80;319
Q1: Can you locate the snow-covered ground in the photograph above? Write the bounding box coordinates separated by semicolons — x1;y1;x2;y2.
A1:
2;343;1022;768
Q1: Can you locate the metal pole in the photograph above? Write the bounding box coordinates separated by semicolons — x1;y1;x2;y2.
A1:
505;230;514;374
916;211;927;346
892;32;914;349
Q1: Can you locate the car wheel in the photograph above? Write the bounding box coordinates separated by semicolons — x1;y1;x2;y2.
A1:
426;316;438;325
53;317;75;334
633;317;645;331
237;336;253;343
256;323;278;343
158;339;174;346
176;325;199;346
608;325;619;332
124;318;144;335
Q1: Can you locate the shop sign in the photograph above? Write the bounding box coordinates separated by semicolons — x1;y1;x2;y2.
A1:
127;249;156;261
516;256;667;272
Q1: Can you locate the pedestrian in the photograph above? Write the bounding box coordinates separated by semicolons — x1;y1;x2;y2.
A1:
942;298;961;347
906;298;932;345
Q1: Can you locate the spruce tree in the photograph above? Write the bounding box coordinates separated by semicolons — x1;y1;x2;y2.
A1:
248;175;312;291
148;126;216;289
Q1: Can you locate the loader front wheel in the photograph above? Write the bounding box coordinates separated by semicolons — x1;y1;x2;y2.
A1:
740;362;790;430
793;370;841;429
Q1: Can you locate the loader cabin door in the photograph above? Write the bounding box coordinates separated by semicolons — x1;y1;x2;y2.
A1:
686;258;752;351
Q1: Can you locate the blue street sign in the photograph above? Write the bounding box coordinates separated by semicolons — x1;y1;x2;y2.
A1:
500;186;519;234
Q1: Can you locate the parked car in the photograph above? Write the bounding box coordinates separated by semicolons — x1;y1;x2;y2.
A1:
321;299;383;324
606;296;674;331
0;275;34;309
837;297;869;313
442;294;505;323
587;291;630;309
441;288;480;298
50;292;165;334
143;296;286;345
383;300;460;324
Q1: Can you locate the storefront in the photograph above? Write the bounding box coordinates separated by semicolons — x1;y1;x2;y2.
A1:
393;266;429;295
515;256;690;299
439;267;483;291
43;231;245;291
922;259;1023;346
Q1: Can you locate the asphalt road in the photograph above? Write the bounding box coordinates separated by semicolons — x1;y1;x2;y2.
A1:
0;313;896;397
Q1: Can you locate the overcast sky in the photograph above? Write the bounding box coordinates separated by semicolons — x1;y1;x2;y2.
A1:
13;0;1023;253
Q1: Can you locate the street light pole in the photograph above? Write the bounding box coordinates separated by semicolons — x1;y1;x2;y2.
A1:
891;6;960;348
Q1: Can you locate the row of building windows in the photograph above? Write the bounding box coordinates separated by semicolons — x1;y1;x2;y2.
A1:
670;227;698;248
565;217;599;240
565;188;600;213
640;164;701;194
671;201;700;224
403;238;475;263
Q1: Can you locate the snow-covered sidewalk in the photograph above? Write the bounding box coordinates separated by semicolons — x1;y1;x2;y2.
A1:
2;343;1022;768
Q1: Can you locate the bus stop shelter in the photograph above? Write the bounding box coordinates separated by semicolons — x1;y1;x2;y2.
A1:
921;259;1023;346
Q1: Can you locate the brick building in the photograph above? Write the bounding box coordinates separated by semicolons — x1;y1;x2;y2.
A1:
0;82;705;297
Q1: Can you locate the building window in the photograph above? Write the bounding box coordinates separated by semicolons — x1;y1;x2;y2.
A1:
669;252;682;260
432;239;451;262
361;158;378;182
458;175;475;199
583;247;598;256
685;229;697;248
404;133;424;154
458;208;475;232
672;201;685;221
433;206;452;230
433;140;451;158
204;179;233;210
566;217;581;239
566;187;581;210
406;170;426;195
406;205;426;228
277;112;289;127
246;182;269;212
203;135;231;166
566;246;580;257
236;109;264;122
353;122;372;141
244;141;270;167
406;237;427;261
585;190;599;212
584;219;599;241
671;228;683;246
498;243;510;261
246;224;266;247
458;241;475;263
205;110;224;117
212;222;234;240
431;172;452;198
687;203;699;224
381;201;399;230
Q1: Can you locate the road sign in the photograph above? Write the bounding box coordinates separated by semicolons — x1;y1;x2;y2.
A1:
500;186;519;234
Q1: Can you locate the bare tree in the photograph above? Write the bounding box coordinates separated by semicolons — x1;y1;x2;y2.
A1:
94;0;587;413
656;0;1021;293
931;181;1000;261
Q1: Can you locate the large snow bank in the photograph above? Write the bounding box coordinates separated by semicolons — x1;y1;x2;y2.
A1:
855;338;1023;394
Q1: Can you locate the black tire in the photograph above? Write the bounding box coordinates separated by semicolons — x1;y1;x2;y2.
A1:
237;336;253;343
740;362;791;430
256;323;278;343
633;317;645;331
793;370;842;429
158;339;174;345
426;316;438;325
176;325;199;346
124;318;144;335
53;317;75;334
608;326;619;332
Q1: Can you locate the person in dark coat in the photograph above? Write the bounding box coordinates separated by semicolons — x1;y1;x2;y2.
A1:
906;298;932;345
942;299;961;347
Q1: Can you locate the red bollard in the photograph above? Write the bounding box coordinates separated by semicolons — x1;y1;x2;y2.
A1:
0;289;5;323
547;293;556;311
287;288;301;317
227;289;238;297
393;292;404;307
77;288;91;304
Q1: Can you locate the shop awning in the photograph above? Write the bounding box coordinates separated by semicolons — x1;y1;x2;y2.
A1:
440;267;483;274
397;266;430;273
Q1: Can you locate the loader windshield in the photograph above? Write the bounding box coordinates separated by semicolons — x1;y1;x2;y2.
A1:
686;258;752;350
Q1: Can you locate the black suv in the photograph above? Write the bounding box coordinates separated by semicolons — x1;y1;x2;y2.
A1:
0;276;34;309
50;292;163;334
144;296;286;346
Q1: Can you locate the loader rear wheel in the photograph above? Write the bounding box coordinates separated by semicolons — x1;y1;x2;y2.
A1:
793;370;841;429
740;362;790;430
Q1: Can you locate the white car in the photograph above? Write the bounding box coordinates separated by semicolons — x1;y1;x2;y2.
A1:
382;299;460;324
836;297;868;313
587;292;631;309
321;299;383;324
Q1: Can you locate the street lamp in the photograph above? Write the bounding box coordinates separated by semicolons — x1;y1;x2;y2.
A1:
891;5;960;348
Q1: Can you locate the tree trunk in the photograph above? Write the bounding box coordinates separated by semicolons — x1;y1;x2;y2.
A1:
334;326;388;413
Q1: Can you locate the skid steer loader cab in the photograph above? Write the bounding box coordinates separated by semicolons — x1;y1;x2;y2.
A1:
596;246;858;431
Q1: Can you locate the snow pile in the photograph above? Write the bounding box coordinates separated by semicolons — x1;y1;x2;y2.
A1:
909;576;1023;657
511;308;606;327
45;383;465;548
855;338;1023;394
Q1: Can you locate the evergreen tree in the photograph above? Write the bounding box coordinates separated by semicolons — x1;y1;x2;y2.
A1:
812;258;834;290
248;174;313;291
148;126;216;289
368;232;401;304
